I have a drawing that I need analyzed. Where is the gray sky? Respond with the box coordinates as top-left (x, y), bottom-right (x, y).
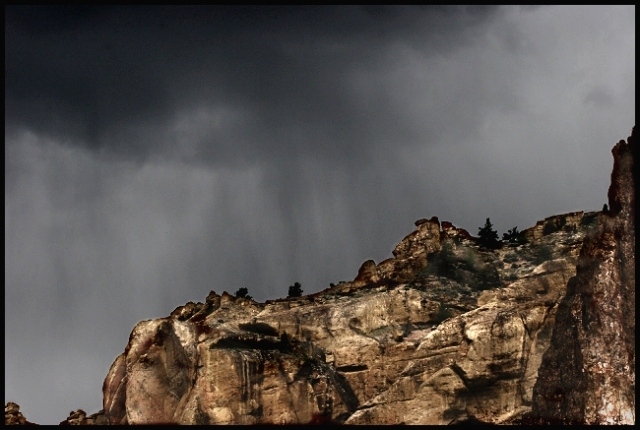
top-left (4, 5), bottom-right (635, 424)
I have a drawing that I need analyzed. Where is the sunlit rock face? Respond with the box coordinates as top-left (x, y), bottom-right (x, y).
top-left (530, 127), bottom-right (635, 425)
top-left (59, 409), bottom-right (108, 425)
top-left (4, 403), bottom-right (35, 425)
top-left (99, 209), bottom-right (594, 424)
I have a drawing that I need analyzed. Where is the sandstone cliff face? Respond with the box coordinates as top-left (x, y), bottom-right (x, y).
top-left (94, 213), bottom-right (592, 424)
top-left (4, 403), bottom-right (36, 425)
top-left (529, 127), bottom-right (635, 424)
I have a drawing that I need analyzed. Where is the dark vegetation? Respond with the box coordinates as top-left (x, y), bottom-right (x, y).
top-left (580, 212), bottom-right (598, 228)
top-left (235, 287), bottom-right (253, 300)
top-left (503, 252), bottom-right (518, 263)
top-left (543, 215), bottom-right (582, 235)
top-left (526, 243), bottom-right (554, 265)
top-left (477, 218), bottom-right (502, 249)
top-left (420, 240), bottom-right (500, 291)
top-left (287, 282), bottom-right (303, 298)
top-left (406, 212), bottom-right (581, 296)
top-left (502, 226), bottom-right (527, 246)
top-left (425, 242), bottom-right (460, 281)
top-left (434, 300), bottom-right (453, 322)
top-left (469, 265), bottom-right (500, 291)
top-left (543, 217), bottom-right (566, 236)
top-left (505, 273), bottom-right (518, 281)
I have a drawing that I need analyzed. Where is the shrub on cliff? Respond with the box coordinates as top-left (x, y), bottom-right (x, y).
top-left (469, 264), bottom-right (500, 291)
top-left (503, 251), bottom-right (519, 263)
top-left (234, 287), bottom-right (253, 300)
top-left (502, 226), bottom-right (527, 246)
top-left (425, 242), bottom-right (457, 278)
top-left (434, 300), bottom-right (453, 322)
top-left (478, 218), bottom-right (501, 249)
top-left (532, 244), bottom-right (553, 265)
top-left (542, 217), bottom-right (566, 236)
top-left (287, 282), bottom-right (303, 298)
top-left (580, 213), bottom-right (598, 227)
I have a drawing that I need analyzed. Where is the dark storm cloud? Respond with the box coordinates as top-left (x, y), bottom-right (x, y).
top-left (5, 5), bottom-right (635, 425)
top-left (6, 5), bottom-right (501, 164)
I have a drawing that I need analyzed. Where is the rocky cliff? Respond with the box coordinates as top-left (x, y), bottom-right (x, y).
top-left (5, 128), bottom-right (634, 425)
top-left (527, 127), bottom-right (635, 424)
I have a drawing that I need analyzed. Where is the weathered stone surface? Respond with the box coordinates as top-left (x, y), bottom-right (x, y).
top-left (523, 211), bottom-right (589, 242)
top-left (441, 220), bottom-right (474, 241)
top-left (352, 260), bottom-right (380, 287)
top-left (4, 402), bottom-right (36, 425)
top-left (530, 127), bottom-right (635, 424)
top-left (59, 409), bottom-right (108, 425)
top-left (102, 307), bottom-right (359, 424)
top-left (345, 267), bottom-right (570, 424)
top-left (96, 209), bottom-right (594, 424)
top-left (387, 216), bottom-right (442, 282)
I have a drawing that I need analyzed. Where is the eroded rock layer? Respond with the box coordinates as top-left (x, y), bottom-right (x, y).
top-left (98, 211), bottom-right (595, 424)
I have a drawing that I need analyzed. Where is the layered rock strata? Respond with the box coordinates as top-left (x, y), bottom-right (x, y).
top-left (98, 214), bottom-right (591, 424)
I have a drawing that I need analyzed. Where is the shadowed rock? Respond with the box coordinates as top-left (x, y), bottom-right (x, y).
top-left (529, 127), bottom-right (635, 424)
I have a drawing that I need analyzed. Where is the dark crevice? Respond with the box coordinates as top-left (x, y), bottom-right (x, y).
top-left (336, 364), bottom-right (368, 373)
top-left (239, 322), bottom-right (279, 337)
top-left (449, 363), bottom-right (482, 411)
top-left (329, 366), bottom-right (360, 413)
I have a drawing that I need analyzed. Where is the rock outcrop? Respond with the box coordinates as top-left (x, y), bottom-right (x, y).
top-left (94, 209), bottom-right (594, 424)
top-left (59, 410), bottom-right (107, 425)
top-left (5, 128), bottom-right (634, 425)
top-left (529, 127), bottom-right (635, 424)
top-left (4, 403), bottom-right (36, 425)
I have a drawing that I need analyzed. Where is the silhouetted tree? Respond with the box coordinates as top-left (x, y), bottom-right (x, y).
top-left (478, 218), bottom-right (501, 249)
top-left (234, 287), bottom-right (253, 300)
top-left (287, 282), bottom-right (303, 298)
top-left (502, 226), bottom-right (527, 245)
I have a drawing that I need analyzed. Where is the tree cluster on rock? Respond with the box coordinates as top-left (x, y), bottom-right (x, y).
top-left (477, 218), bottom-right (501, 249)
top-left (234, 287), bottom-right (253, 300)
top-left (287, 282), bottom-right (303, 298)
top-left (502, 226), bottom-right (527, 246)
